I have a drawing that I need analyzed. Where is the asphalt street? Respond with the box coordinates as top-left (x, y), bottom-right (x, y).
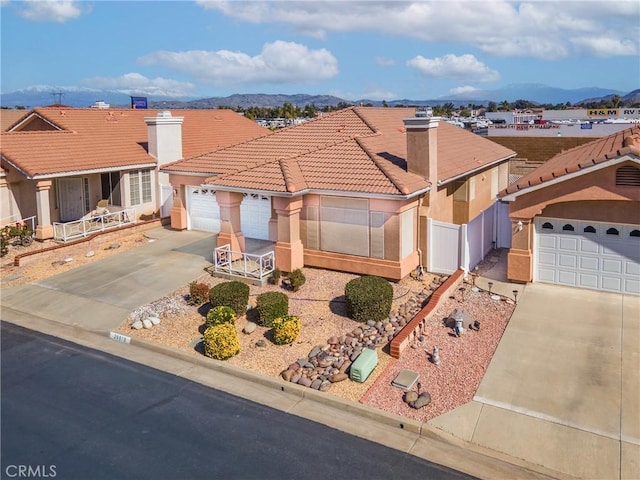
top-left (0, 322), bottom-right (475, 480)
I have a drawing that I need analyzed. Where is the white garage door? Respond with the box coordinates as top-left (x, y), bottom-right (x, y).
top-left (241, 193), bottom-right (271, 240)
top-left (187, 186), bottom-right (220, 233)
top-left (535, 217), bottom-right (640, 294)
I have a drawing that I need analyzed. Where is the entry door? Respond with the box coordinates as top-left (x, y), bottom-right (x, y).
top-left (58, 178), bottom-right (85, 222)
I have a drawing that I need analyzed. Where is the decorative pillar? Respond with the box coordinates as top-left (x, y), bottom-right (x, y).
top-left (35, 180), bottom-right (54, 240)
top-left (507, 218), bottom-right (533, 283)
top-left (170, 184), bottom-right (187, 230)
top-left (216, 191), bottom-right (245, 253)
top-left (273, 196), bottom-right (304, 273)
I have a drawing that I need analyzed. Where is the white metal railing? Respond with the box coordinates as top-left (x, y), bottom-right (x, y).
top-left (214, 243), bottom-right (275, 279)
top-left (53, 208), bottom-right (136, 242)
top-left (1, 214), bottom-right (36, 232)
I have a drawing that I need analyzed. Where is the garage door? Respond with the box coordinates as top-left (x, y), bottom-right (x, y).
top-left (535, 217), bottom-right (640, 294)
top-left (240, 193), bottom-right (271, 240)
top-left (187, 186), bottom-right (220, 233)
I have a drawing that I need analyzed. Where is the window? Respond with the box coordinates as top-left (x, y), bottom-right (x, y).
top-left (584, 226), bottom-right (596, 233)
top-left (631, 230), bottom-right (640, 238)
top-left (562, 224), bottom-right (574, 231)
top-left (320, 197), bottom-right (369, 256)
top-left (542, 222), bottom-right (554, 230)
top-left (101, 172), bottom-right (122, 206)
top-left (83, 178), bottom-right (90, 214)
top-left (606, 227), bottom-right (619, 236)
top-left (129, 169), bottom-right (152, 206)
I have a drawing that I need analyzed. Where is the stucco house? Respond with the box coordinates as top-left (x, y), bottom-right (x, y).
top-left (0, 107), bottom-right (267, 240)
top-left (500, 125), bottom-right (640, 294)
top-left (163, 107), bottom-right (516, 280)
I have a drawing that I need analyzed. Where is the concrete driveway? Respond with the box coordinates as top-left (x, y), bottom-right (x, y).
top-left (1, 228), bottom-right (216, 332)
top-left (430, 283), bottom-right (640, 479)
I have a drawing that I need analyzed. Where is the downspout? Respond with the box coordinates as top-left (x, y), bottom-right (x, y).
top-left (416, 194), bottom-right (424, 267)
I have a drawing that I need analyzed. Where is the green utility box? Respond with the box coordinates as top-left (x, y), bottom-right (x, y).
top-left (349, 348), bottom-right (378, 383)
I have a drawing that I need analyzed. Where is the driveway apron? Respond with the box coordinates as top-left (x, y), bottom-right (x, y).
top-left (1, 228), bottom-right (215, 332)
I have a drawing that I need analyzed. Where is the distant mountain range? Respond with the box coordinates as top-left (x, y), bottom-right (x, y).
top-left (1, 84), bottom-right (637, 110)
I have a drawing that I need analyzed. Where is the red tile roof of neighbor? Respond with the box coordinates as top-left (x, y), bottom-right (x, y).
top-left (1, 109), bottom-right (29, 132)
top-left (163, 107), bottom-right (515, 196)
top-left (0, 107), bottom-right (268, 178)
top-left (501, 125), bottom-right (640, 196)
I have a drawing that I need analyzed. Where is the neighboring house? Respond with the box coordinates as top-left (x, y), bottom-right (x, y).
top-left (163, 107), bottom-right (516, 280)
top-left (500, 125), bottom-right (640, 294)
top-left (0, 107), bottom-right (267, 240)
top-left (1, 109), bottom-right (29, 132)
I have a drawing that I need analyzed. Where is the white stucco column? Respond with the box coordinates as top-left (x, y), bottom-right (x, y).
top-left (35, 180), bottom-right (54, 240)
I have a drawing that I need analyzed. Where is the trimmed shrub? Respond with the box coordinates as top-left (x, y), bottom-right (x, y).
top-left (209, 281), bottom-right (250, 316)
top-left (256, 291), bottom-right (289, 328)
top-left (188, 281), bottom-right (210, 306)
top-left (344, 275), bottom-right (393, 323)
top-left (285, 268), bottom-right (306, 292)
top-left (205, 305), bottom-right (236, 329)
top-left (203, 323), bottom-right (240, 360)
top-left (268, 268), bottom-right (282, 285)
top-left (272, 315), bottom-right (301, 345)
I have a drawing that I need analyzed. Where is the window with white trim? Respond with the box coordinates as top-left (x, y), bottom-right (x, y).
top-left (129, 169), bottom-right (152, 206)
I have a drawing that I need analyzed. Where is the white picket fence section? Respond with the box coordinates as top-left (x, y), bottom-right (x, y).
top-left (427, 201), bottom-right (511, 274)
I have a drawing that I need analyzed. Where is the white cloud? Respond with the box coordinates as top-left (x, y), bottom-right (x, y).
top-left (198, 1), bottom-right (639, 60)
top-left (375, 56), bottom-right (395, 67)
top-left (571, 36), bottom-right (638, 57)
top-left (449, 86), bottom-right (480, 96)
top-left (328, 87), bottom-right (397, 101)
top-left (408, 54), bottom-right (500, 83)
top-left (138, 41), bottom-right (338, 87)
top-left (17, 0), bottom-right (85, 23)
top-left (79, 73), bottom-right (196, 97)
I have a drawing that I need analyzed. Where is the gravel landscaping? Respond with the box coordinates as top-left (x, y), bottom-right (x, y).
top-left (2, 229), bottom-right (515, 423)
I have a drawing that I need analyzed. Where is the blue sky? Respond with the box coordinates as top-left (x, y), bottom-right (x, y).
top-left (1, 0), bottom-right (639, 101)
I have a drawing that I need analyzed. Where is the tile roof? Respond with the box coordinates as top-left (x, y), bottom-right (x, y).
top-left (163, 107), bottom-right (515, 197)
top-left (1, 110), bottom-right (28, 132)
top-left (501, 125), bottom-right (640, 196)
top-left (0, 107), bottom-right (268, 178)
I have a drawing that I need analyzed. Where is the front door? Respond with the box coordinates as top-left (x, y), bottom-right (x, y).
top-left (58, 178), bottom-right (85, 222)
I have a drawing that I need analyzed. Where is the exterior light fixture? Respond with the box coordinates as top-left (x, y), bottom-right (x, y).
top-left (488, 281), bottom-right (494, 295)
top-left (513, 289), bottom-right (519, 303)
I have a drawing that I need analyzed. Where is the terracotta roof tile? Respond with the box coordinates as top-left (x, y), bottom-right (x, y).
top-left (0, 107), bottom-right (267, 177)
top-left (501, 125), bottom-right (640, 196)
top-left (167, 107), bottom-right (515, 197)
top-left (1, 110), bottom-right (29, 132)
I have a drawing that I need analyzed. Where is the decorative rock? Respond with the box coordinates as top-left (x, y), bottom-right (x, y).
top-left (339, 360), bottom-right (351, 374)
top-left (297, 376), bottom-right (312, 388)
top-left (281, 370), bottom-right (295, 382)
top-left (288, 363), bottom-right (300, 372)
top-left (149, 316), bottom-right (161, 326)
top-left (243, 322), bottom-right (257, 334)
top-left (85, 250), bottom-right (95, 258)
top-left (404, 391), bottom-right (419, 404)
top-left (142, 319), bottom-right (153, 329)
top-left (108, 243), bottom-right (120, 250)
top-left (410, 392), bottom-right (432, 409)
top-left (255, 339), bottom-right (266, 347)
top-left (131, 320), bottom-right (143, 330)
top-left (308, 346), bottom-right (322, 358)
top-left (329, 372), bottom-right (348, 383)
top-left (64, 257), bottom-right (73, 263)
top-left (318, 357), bottom-right (333, 368)
top-left (319, 381), bottom-right (331, 392)
top-left (310, 379), bottom-right (323, 390)
top-left (327, 336), bottom-right (339, 345)
top-left (290, 374), bottom-right (301, 384)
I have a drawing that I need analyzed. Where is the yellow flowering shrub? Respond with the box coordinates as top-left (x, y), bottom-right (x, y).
top-left (203, 323), bottom-right (240, 360)
top-left (272, 315), bottom-right (301, 345)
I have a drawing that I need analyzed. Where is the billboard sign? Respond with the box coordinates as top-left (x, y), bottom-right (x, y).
top-left (131, 96), bottom-right (148, 109)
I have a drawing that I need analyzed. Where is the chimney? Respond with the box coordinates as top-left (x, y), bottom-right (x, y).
top-left (403, 109), bottom-right (440, 188)
top-left (144, 111), bottom-right (184, 164)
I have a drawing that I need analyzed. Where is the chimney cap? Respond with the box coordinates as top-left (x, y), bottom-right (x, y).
top-left (414, 107), bottom-right (433, 118)
top-left (158, 110), bottom-right (173, 118)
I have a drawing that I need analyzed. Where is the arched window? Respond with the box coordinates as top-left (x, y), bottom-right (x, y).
top-left (583, 226), bottom-right (596, 233)
top-left (562, 224), bottom-right (575, 231)
top-left (542, 222), bottom-right (554, 230)
top-left (606, 227), bottom-right (619, 236)
top-left (630, 229), bottom-right (640, 238)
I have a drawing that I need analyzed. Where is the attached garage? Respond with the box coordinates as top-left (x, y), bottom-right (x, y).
top-left (187, 187), bottom-right (271, 239)
top-left (535, 217), bottom-right (640, 294)
top-left (187, 186), bottom-right (220, 233)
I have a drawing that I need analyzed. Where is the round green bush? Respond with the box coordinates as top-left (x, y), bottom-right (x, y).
top-left (205, 305), bottom-right (236, 329)
top-left (256, 291), bottom-right (289, 327)
top-left (272, 315), bottom-right (301, 345)
top-left (344, 275), bottom-right (393, 323)
top-left (203, 323), bottom-right (240, 360)
top-left (208, 281), bottom-right (250, 317)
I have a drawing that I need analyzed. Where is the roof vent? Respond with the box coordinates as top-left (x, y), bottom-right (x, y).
top-left (91, 100), bottom-right (110, 109)
top-left (415, 107), bottom-right (433, 118)
top-left (158, 110), bottom-right (173, 118)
